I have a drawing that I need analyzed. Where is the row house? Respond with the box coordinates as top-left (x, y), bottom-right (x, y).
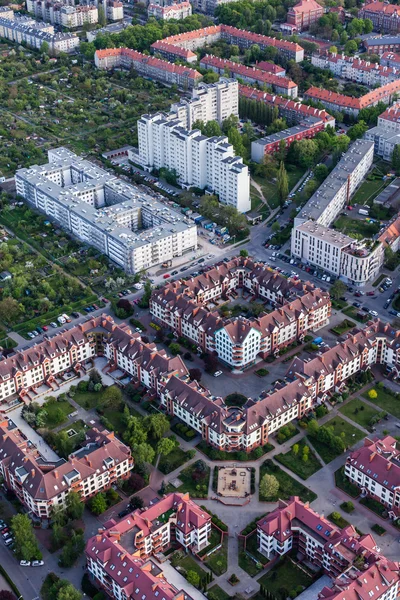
top-left (359, 1), bottom-right (400, 34)
top-left (365, 35), bottom-right (400, 55)
top-left (312, 52), bottom-right (400, 87)
top-left (0, 422), bottom-right (133, 523)
top-left (257, 497), bottom-right (399, 600)
top-left (90, 492), bottom-right (211, 561)
top-left (148, 1), bottom-right (192, 21)
top-left (150, 24), bottom-right (304, 63)
top-left (345, 435), bottom-right (400, 517)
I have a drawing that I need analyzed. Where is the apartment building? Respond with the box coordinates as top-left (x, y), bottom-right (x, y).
top-left (380, 51), bottom-right (400, 67)
top-left (295, 140), bottom-right (374, 228)
top-left (312, 52), bottom-right (400, 87)
top-left (86, 496), bottom-right (209, 600)
top-left (255, 61), bottom-right (286, 76)
top-left (0, 14), bottom-right (79, 52)
top-left (251, 116), bottom-right (326, 162)
top-left (170, 78), bottom-right (238, 128)
top-left (26, 0), bottom-right (98, 28)
top-left (346, 436), bottom-right (400, 517)
top-left (136, 112), bottom-right (250, 212)
top-left (0, 314), bottom-right (188, 410)
top-left (105, 0), bottom-right (123, 20)
top-left (305, 80), bottom-right (400, 116)
top-left (280, 0), bottom-right (323, 33)
top-left (94, 48), bottom-right (202, 89)
top-left (364, 102), bottom-right (400, 160)
top-left (291, 220), bottom-right (384, 285)
top-left (151, 25), bottom-right (304, 63)
top-left (0, 421), bottom-right (133, 523)
top-left (148, 1), bottom-right (192, 20)
top-left (199, 55), bottom-right (298, 98)
top-left (365, 35), bottom-right (400, 54)
top-left (15, 148), bottom-right (197, 274)
top-left (257, 497), bottom-right (400, 600)
top-left (359, 1), bottom-right (400, 34)
top-left (239, 85), bottom-right (335, 128)
top-left (150, 255), bottom-right (331, 369)
top-left (0, 6), bottom-right (14, 19)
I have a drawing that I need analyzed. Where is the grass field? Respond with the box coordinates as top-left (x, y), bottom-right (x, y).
top-left (350, 175), bottom-right (387, 206)
top-left (258, 558), bottom-right (314, 600)
top-left (73, 389), bottom-right (108, 410)
top-left (204, 539), bottom-right (228, 575)
top-left (308, 417), bottom-right (364, 463)
top-left (41, 399), bottom-right (74, 429)
top-left (275, 440), bottom-right (322, 480)
top-left (362, 386), bottom-right (400, 418)
top-left (207, 586), bottom-right (231, 600)
top-left (166, 460), bottom-right (210, 498)
top-left (334, 466), bottom-right (360, 498)
top-left (333, 216), bottom-right (380, 239)
top-left (339, 398), bottom-right (379, 429)
top-left (259, 459), bottom-right (317, 503)
top-left (158, 445), bottom-right (191, 475)
top-left (252, 166), bottom-right (303, 209)
top-left (170, 553), bottom-right (207, 581)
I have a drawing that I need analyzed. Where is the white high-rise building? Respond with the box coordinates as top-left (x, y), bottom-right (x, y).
top-left (135, 79), bottom-right (249, 212)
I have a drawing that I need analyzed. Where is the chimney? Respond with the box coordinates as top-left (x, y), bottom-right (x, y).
top-left (85, 455), bottom-right (92, 467)
top-left (387, 462), bottom-right (392, 471)
top-left (369, 452), bottom-right (376, 462)
top-left (54, 470), bottom-right (59, 479)
top-left (96, 534), bottom-right (102, 542)
top-left (31, 469), bottom-right (35, 478)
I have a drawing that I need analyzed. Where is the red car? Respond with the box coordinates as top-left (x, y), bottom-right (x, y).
top-left (42, 325), bottom-right (49, 331)
top-left (366, 292), bottom-right (375, 297)
top-left (163, 273), bottom-right (170, 279)
top-left (354, 291), bottom-right (362, 297)
top-left (346, 205), bottom-right (353, 210)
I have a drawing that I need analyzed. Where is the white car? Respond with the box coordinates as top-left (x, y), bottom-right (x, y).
top-left (133, 283), bottom-right (143, 290)
top-left (27, 332), bottom-right (35, 339)
top-left (20, 560), bottom-right (31, 567)
top-left (214, 370), bottom-right (223, 377)
top-left (32, 560), bottom-right (44, 567)
top-left (369, 310), bottom-right (378, 317)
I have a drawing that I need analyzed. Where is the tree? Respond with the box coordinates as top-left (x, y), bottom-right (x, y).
top-left (133, 442), bottom-right (155, 465)
top-left (144, 413), bottom-right (170, 440)
top-left (88, 493), bottom-right (108, 515)
top-left (66, 491), bottom-right (84, 521)
top-left (344, 40), bottom-right (358, 55)
top-left (0, 593), bottom-right (16, 600)
top-left (314, 164), bottom-right (328, 182)
top-left (293, 139), bottom-right (319, 168)
top-left (102, 385), bottom-right (122, 409)
top-left (169, 342), bottom-right (181, 356)
top-left (0, 297), bottom-right (23, 326)
top-left (330, 279), bottom-right (347, 300)
top-left (40, 41), bottom-right (50, 55)
top-left (347, 120), bottom-right (368, 141)
top-left (89, 369), bottom-right (102, 386)
top-left (368, 389), bottom-right (378, 399)
top-left (277, 161), bottom-right (289, 205)
top-left (302, 445), bottom-right (310, 463)
top-left (329, 45), bottom-right (338, 54)
top-left (363, 18), bottom-right (373, 33)
top-left (156, 437), bottom-right (176, 456)
top-left (292, 444), bottom-right (299, 456)
top-left (240, 249), bottom-right (249, 257)
top-left (186, 571), bottom-right (200, 588)
top-left (271, 221), bottom-right (281, 233)
top-left (98, 4), bottom-right (107, 26)
top-left (57, 582), bottom-right (82, 600)
top-left (260, 474), bottom-right (279, 499)
top-left (189, 368), bottom-right (202, 381)
top-left (11, 513), bottom-right (42, 561)
top-left (130, 496), bottom-right (144, 510)
top-left (392, 144), bottom-right (400, 174)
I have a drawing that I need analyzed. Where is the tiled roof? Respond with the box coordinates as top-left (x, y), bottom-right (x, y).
top-left (305, 79), bottom-right (400, 109)
top-left (347, 435), bottom-right (400, 493)
top-left (361, 1), bottom-right (400, 15)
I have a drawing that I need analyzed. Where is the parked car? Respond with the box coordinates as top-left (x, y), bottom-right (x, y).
top-left (20, 560), bottom-right (31, 567)
top-left (71, 312), bottom-right (80, 318)
top-left (213, 370), bottom-right (223, 377)
top-left (27, 332), bottom-right (35, 339)
top-left (32, 560), bottom-right (44, 567)
top-left (42, 325), bottom-right (49, 331)
top-left (353, 301), bottom-right (361, 308)
top-left (163, 273), bottom-right (170, 279)
top-left (118, 506), bottom-right (131, 519)
top-left (369, 310), bottom-right (378, 317)
top-left (366, 292), bottom-right (375, 297)
top-left (4, 537), bottom-right (13, 546)
top-left (50, 322), bottom-right (58, 328)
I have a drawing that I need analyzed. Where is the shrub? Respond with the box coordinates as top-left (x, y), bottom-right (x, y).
top-left (368, 389), bottom-right (378, 399)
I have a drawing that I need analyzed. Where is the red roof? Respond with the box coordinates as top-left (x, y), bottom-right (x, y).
top-left (290, 0), bottom-right (323, 15)
top-left (305, 79), bottom-right (400, 109)
top-left (256, 61), bottom-right (286, 75)
top-left (361, 1), bottom-right (400, 16)
top-left (199, 55), bottom-right (297, 90)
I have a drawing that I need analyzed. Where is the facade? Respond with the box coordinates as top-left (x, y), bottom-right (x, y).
top-left (346, 436), bottom-right (400, 517)
top-left (86, 494), bottom-right (210, 600)
top-left (291, 220), bottom-right (384, 285)
top-left (365, 35), bottom-right (400, 54)
top-left (105, 0), bottom-right (123, 20)
top-left (150, 255), bottom-right (331, 368)
top-left (151, 25), bottom-right (304, 63)
top-left (239, 84), bottom-right (335, 128)
top-left (281, 0), bottom-right (323, 33)
top-left (0, 421), bottom-right (133, 523)
top-left (381, 51), bottom-right (400, 67)
top-left (365, 102), bottom-right (400, 160)
top-left (251, 117), bottom-right (326, 162)
top-left (312, 52), bottom-right (400, 87)
top-left (305, 80), bottom-right (400, 116)
top-left (359, 1), bottom-right (400, 34)
top-left (136, 111), bottom-right (250, 213)
top-left (0, 13), bottom-right (79, 52)
top-left (255, 61), bottom-right (286, 76)
top-left (94, 48), bottom-right (202, 89)
top-left (26, 0), bottom-right (99, 28)
top-left (170, 78), bottom-right (239, 128)
top-left (15, 148), bottom-right (197, 274)
top-left (257, 497), bottom-right (400, 599)
top-left (199, 55), bottom-right (298, 98)
top-left (148, 1), bottom-right (192, 20)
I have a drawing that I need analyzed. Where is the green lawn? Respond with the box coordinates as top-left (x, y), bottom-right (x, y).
top-left (197, 440), bottom-right (274, 461)
top-left (197, 528), bottom-right (221, 558)
top-left (350, 176), bottom-right (387, 206)
top-left (258, 557), bottom-right (314, 600)
top-left (239, 548), bottom-right (262, 577)
top-left (73, 389), bottom-right (107, 410)
top-left (259, 460), bottom-right (317, 503)
top-left (166, 460), bottom-right (210, 498)
top-left (327, 512), bottom-right (350, 529)
top-left (331, 319), bottom-right (356, 336)
top-left (253, 166), bottom-right (303, 209)
top-left (275, 440), bottom-right (322, 480)
top-left (102, 404), bottom-right (141, 435)
top-left (308, 418), bottom-right (364, 463)
top-left (170, 553), bottom-right (208, 582)
top-left (339, 398), bottom-right (379, 430)
top-left (342, 306), bottom-right (368, 323)
top-left (245, 531), bottom-right (269, 565)
top-left (158, 445), bottom-right (191, 475)
top-left (208, 586), bottom-right (231, 600)
top-left (334, 467), bottom-right (360, 498)
top-left (41, 399), bottom-right (74, 429)
top-left (333, 216), bottom-right (380, 239)
top-left (360, 496), bottom-right (388, 518)
top-left (204, 539), bottom-right (228, 575)
top-left (362, 386), bottom-right (400, 418)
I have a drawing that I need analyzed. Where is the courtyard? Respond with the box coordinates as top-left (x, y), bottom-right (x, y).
top-left (217, 466), bottom-right (252, 498)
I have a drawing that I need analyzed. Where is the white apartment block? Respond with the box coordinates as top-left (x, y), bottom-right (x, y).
top-left (0, 421), bottom-right (133, 523)
top-left (26, 0), bottom-right (98, 28)
top-left (346, 436), bottom-right (400, 516)
top-left (365, 126), bottom-right (400, 160)
top-left (295, 140), bottom-right (374, 228)
top-left (171, 78), bottom-right (238, 128)
top-left (137, 113), bottom-right (250, 212)
top-left (312, 53), bottom-right (400, 87)
top-left (148, 1), bottom-right (192, 20)
top-left (291, 221), bottom-right (384, 285)
top-left (0, 14), bottom-right (79, 52)
top-left (15, 148), bottom-right (197, 274)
